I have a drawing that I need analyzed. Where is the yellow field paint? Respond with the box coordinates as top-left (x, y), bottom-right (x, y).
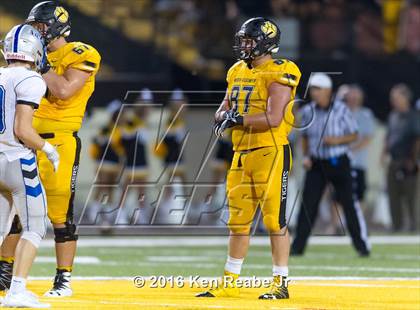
top-left (1, 279), bottom-right (418, 309)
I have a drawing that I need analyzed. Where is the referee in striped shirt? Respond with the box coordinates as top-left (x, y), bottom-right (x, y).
top-left (291, 73), bottom-right (370, 256)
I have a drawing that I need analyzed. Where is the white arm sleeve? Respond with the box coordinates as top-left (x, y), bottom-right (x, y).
top-left (15, 75), bottom-right (46, 109)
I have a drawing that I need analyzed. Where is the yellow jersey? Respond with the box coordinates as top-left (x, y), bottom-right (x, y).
top-left (226, 58), bottom-right (301, 151)
top-left (34, 41), bottom-right (101, 133)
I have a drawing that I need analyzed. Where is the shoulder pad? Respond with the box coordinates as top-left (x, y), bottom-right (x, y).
top-left (267, 59), bottom-right (301, 87)
top-left (63, 42), bottom-right (101, 73)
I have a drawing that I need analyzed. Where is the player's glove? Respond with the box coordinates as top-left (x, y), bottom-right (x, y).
top-left (42, 141), bottom-right (60, 172)
top-left (213, 110), bottom-right (243, 137)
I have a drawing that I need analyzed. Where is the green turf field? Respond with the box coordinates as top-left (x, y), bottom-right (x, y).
top-left (31, 237), bottom-right (420, 279)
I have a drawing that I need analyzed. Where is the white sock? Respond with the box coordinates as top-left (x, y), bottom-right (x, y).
top-left (9, 276), bottom-right (26, 294)
top-left (273, 265), bottom-right (288, 277)
top-left (224, 256), bottom-right (244, 275)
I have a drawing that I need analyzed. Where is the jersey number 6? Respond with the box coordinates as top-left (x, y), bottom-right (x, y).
top-left (72, 44), bottom-right (90, 55)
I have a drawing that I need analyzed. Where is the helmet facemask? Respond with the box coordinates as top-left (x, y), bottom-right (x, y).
top-left (234, 33), bottom-right (258, 64)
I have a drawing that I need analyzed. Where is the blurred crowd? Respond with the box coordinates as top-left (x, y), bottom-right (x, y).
top-left (155, 0), bottom-right (420, 60)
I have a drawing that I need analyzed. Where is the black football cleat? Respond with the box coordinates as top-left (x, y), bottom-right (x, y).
top-left (195, 291), bottom-right (215, 297)
top-left (259, 276), bottom-right (289, 300)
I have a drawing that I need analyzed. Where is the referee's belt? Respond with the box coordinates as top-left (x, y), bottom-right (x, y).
top-left (312, 154), bottom-right (348, 166)
top-left (39, 132), bottom-right (78, 139)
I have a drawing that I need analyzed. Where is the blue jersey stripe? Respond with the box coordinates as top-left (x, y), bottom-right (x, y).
top-left (13, 24), bottom-right (25, 53)
top-left (25, 183), bottom-right (43, 197)
top-left (20, 156), bottom-right (36, 166)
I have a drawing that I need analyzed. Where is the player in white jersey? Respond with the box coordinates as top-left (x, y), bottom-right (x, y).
top-left (0, 24), bottom-right (59, 308)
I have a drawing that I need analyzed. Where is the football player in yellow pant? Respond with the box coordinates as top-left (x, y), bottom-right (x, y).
top-left (196, 18), bottom-right (301, 300)
top-left (0, 1), bottom-right (101, 298)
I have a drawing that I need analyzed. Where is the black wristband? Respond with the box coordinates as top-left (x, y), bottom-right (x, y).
top-left (236, 115), bottom-right (244, 125)
top-left (40, 64), bottom-right (51, 75)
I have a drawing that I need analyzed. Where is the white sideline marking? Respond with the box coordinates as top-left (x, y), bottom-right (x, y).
top-left (132, 249), bottom-right (419, 262)
top-left (146, 256), bottom-right (213, 262)
top-left (38, 235), bottom-right (420, 248)
top-left (35, 256), bottom-right (100, 264)
top-left (33, 254), bottom-right (420, 275)
top-left (246, 264), bottom-right (420, 273)
top-left (129, 259), bottom-right (420, 274)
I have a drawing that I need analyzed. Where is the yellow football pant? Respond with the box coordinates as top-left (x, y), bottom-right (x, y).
top-left (226, 145), bottom-right (292, 234)
top-left (37, 132), bottom-right (81, 224)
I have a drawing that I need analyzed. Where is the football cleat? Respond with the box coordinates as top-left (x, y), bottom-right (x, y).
top-left (196, 271), bottom-right (240, 298)
top-left (259, 276), bottom-right (289, 300)
top-left (0, 260), bottom-right (13, 291)
top-left (43, 270), bottom-right (72, 297)
top-left (3, 290), bottom-right (50, 308)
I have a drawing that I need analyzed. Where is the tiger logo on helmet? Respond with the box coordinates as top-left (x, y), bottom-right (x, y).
top-left (261, 21), bottom-right (277, 39)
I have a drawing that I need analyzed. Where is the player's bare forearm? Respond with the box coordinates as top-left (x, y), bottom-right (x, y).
top-left (14, 105), bottom-right (46, 150)
top-left (43, 67), bottom-right (90, 101)
top-left (215, 92), bottom-right (230, 122)
top-left (243, 112), bottom-right (281, 130)
top-left (243, 82), bottom-right (291, 130)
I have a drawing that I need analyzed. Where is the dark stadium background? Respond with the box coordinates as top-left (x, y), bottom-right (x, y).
top-left (1, 0), bottom-right (419, 120)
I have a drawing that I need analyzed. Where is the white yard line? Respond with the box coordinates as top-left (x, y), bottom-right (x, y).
top-left (146, 256), bottom-right (211, 262)
top-left (38, 235), bottom-right (420, 248)
top-left (35, 256), bottom-right (100, 264)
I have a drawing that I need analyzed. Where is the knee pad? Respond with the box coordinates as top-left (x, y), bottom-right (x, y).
top-left (54, 223), bottom-right (78, 243)
top-left (8, 215), bottom-right (22, 235)
top-left (263, 215), bottom-right (281, 233)
top-left (21, 231), bottom-right (42, 248)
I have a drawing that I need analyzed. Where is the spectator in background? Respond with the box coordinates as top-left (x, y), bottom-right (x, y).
top-left (154, 89), bottom-right (188, 201)
top-left (307, 1), bottom-right (348, 55)
top-left (346, 85), bottom-right (375, 212)
top-left (87, 100), bottom-right (124, 226)
top-left (383, 84), bottom-right (420, 232)
top-left (399, 0), bottom-right (420, 55)
top-left (118, 89), bottom-right (152, 224)
top-left (355, 8), bottom-right (384, 56)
